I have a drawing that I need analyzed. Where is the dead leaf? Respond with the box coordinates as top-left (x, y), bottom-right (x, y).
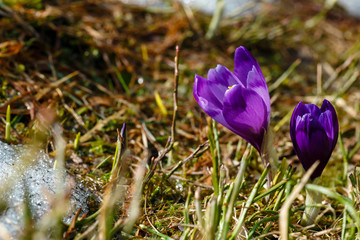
top-left (0, 41), bottom-right (24, 58)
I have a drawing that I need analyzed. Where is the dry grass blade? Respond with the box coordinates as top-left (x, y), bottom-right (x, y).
top-left (279, 161), bottom-right (319, 240)
top-left (66, 110), bottom-right (126, 148)
top-left (122, 158), bottom-right (146, 234)
top-left (98, 129), bottom-right (128, 240)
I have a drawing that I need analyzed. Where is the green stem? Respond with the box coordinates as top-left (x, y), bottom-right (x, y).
top-left (338, 131), bottom-right (348, 183)
top-left (208, 119), bottom-right (219, 196)
top-left (180, 189), bottom-right (192, 240)
top-left (341, 206), bottom-right (348, 240)
top-left (5, 105), bottom-right (11, 142)
top-left (139, 224), bottom-right (174, 240)
top-left (248, 215), bottom-right (278, 239)
top-left (301, 187), bottom-right (322, 226)
top-left (213, 120), bottom-right (221, 169)
top-left (217, 144), bottom-right (252, 240)
top-left (261, 128), bottom-right (279, 188)
top-left (195, 188), bottom-right (205, 231)
top-left (229, 164), bottom-right (270, 240)
top-left (253, 179), bottom-right (288, 203)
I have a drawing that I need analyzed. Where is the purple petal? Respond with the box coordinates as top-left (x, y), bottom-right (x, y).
top-left (294, 114), bottom-right (331, 179)
top-left (234, 46), bottom-right (264, 87)
top-left (208, 65), bottom-right (244, 88)
top-left (292, 101), bottom-right (322, 119)
top-left (222, 85), bottom-right (269, 152)
top-left (120, 123), bottom-right (126, 138)
top-left (193, 74), bottom-right (234, 131)
top-left (120, 123), bottom-right (127, 151)
top-left (292, 102), bottom-right (308, 117)
top-left (290, 102), bottom-right (305, 153)
top-left (319, 99), bottom-right (339, 150)
top-left (304, 103), bottom-right (321, 118)
top-left (194, 74), bottom-right (223, 110)
top-left (246, 65), bottom-right (271, 114)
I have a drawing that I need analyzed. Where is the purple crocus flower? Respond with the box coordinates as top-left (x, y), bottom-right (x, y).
top-left (193, 46), bottom-right (271, 153)
top-left (290, 100), bottom-right (338, 179)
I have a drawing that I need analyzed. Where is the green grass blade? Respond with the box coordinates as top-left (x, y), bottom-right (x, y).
top-left (305, 184), bottom-right (360, 232)
top-left (5, 105), bottom-right (11, 142)
top-left (253, 179), bottom-right (288, 203)
top-left (113, 67), bottom-right (130, 94)
top-left (229, 163), bottom-right (270, 240)
top-left (139, 224), bottom-right (174, 240)
top-left (208, 119), bottom-right (219, 196)
top-left (217, 144), bottom-right (252, 240)
top-left (279, 161), bottom-right (319, 240)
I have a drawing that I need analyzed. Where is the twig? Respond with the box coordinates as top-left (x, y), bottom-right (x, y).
top-left (64, 208), bottom-right (82, 238)
top-left (144, 45), bottom-right (180, 183)
top-left (171, 45), bottom-right (179, 140)
top-left (166, 140), bottom-right (209, 179)
top-left (314, 227), bottom-right (342, 237)
top-left (63, 102), bottom-right (86, 128)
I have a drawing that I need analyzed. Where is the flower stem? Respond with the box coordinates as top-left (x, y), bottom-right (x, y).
top-left (301, 182), bottom-right (322, 226)
top-left (261, 128), bottom-right (279, 188)
top-left (261, 154), bottom-right (273, 190)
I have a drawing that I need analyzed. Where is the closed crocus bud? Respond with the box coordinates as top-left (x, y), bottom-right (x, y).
top-left (193, 46), bottom-right (271, 154)
top-left (290, 99), bottom-right (339, 179)
top-left (120, 123), bottom-right (127, 154)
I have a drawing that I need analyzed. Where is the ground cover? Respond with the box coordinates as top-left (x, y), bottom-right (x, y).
top-left (0, 0), bottom-right (360, 239)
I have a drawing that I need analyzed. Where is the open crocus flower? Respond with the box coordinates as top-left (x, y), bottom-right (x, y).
top-left (193, 46), bottom-right (271, 153)
top-left (290, 99), bottom-right (338, 179)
